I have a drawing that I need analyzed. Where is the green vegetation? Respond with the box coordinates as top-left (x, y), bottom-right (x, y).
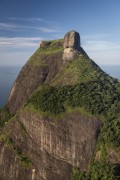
top-left (29, 39), bottom-right (63, 66)
top-left (72, 162), bottom-right (118, 180)
top-left (0, 134), bottom-right (7, 142)
top-left (26, 62), bottom-right (120, 179)
top-left (16, 148), bottom-right (33, 167)
top-left (72, 147), bottom-right (119, 179)
top-left (5, 136), bottom-right (32, 167)
top-left (0, 107), bottom-right (13, 127)
top-left (52, 56), bottom-right (106, 85)
top-left (28, 79), bottom-right (119, 116)
top-left (27, 78), bottom-right (120, 147)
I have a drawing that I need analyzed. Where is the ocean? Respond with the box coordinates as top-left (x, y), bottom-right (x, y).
top-left (0, 65), bottom-right (120, 108)
top-left (0, 66), bottom-right (22, 108)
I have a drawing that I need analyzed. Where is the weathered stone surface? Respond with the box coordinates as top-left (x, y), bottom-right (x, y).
top-left (40, 41), bottom-right (52, 48)
top-left (63, 30), bottom-right (80, 50)
top-left (40, 40), bottom-right (63, 48)
top-left (62, 47), bottom-right (78, 62)
top-left (62, 31), bottom-right (84, 61)
top-left (0, 110), bottom-right (102, 180)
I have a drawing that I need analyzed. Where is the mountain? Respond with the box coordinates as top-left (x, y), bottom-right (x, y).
top-left (0, 30), bottom-right (120, 180)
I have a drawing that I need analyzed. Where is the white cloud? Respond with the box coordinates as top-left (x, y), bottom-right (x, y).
top-left (82, 41), bottom-right (120, 65)
top-left (36, 27), bottom-right (62, 33)
top-left (83, 40), bottom-right (120, 51)
top-left (80, 34), bottom-right (120, 65)
top-left (0, 22), bottom-right (28, 31)
top-left (82, 33), bottom-right (111, 40)
top-left (8, 17), bottom-right (43, 22)
top-left (0, 22), bottom-right (17, 29)
top-left (0, 37), bottom-right (42, 48)
top-left (0, 22), bottom-right (62, 33)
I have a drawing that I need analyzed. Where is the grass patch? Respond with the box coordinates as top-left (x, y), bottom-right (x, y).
top-left (15, 148), bottom-right (32, 167)
top-left (0, 134), bottom-right (7, 142)
top-left (18, 121), bottom-right (28, 135)
top-left (52, 55), bottom-right (107, 85)
top-left (0, 107), bottom-right (13, 127)
top-left (6, 136), bottom-right (32, 168)
top-left (29, 39), bottom-right (63, 66)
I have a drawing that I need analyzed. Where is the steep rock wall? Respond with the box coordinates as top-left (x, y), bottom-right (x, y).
top-left (0, 110), bottom-right (101, 180)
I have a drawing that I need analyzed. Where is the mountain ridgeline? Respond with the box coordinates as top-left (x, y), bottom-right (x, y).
top-left (0, 31), bottom-right (120, 180)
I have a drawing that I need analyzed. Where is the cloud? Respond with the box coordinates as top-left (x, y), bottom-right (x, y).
top-left (82, 34), bottom-right (111, 40)
top-left (36, 27), bottom-right (62, 33)
top-left (80, 34), bottom-right (120, 65)
top-left (81, 33), bottom-right (120, 51)
top-left (83, 40), bottom-right (120, 51)
top-left (82, 40), bottom-right (120, 65)
top-left (0, 22), bottom-right (27, 31)
top-left (0, 22), bottom-right (62, 33)
top-left (0, 22), bottom-right (17, 29)
top-left (8, 17), bottom-right (43, 22)
top-left (7, 17), bottom-right (60, 25)
top-left (0, 37), bottom-right (42, 49)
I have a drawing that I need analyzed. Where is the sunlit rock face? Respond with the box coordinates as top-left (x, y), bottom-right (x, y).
top-left (63, 30), bottom-right (81, 49)
top-left (63, 30), bottom-right (81, 61)
top-left (0, 110), bottom-right (102, 180)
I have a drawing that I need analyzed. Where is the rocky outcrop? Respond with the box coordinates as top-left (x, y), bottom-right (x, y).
top-left (63, 30), bottom-right (80, 50)
top-left (62, 30), bottom-right (88, 61)
top-left (40, 40), bottom-right (63, 48)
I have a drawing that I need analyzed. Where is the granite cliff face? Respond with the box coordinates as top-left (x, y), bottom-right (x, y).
top-left (0, 31), bottom-right (120, 180)
top-left (0, 111), bottom-right (101, 180)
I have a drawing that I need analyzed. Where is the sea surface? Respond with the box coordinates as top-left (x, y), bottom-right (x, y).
top-left (0, 65), bottom-right (120, 108)
top-left (0, 66), bottom-right (22, 108)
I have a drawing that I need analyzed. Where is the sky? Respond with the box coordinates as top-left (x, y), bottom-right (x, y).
top-left (0, 0), bottom-right (120, 66)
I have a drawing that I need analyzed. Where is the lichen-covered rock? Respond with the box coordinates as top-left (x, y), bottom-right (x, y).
top-left (63, 30), bottom-right (80, 50)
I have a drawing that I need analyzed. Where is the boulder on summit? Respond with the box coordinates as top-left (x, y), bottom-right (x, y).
top-left (63, 30), bottom-right (81, 50)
